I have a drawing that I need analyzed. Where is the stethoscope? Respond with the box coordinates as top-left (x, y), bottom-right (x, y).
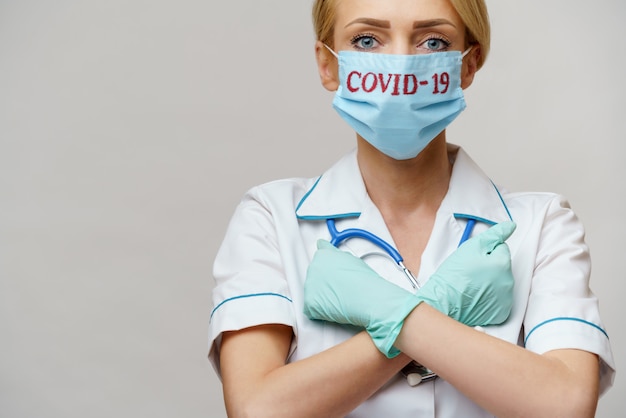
top-left (326, 217), bottom-right (478, 290)
top-left (326, 216), bottom-right (481, 386)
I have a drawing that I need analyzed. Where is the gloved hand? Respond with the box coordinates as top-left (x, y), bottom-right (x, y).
top-left (417, 221), bottom-right (516, 326)
top-left (303, 221), bottom-right (516, 358)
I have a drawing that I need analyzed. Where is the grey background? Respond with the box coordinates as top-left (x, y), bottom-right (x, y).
top-left (1, 0), bottom-right (624, 417)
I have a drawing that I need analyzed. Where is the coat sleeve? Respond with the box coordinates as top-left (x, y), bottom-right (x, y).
top-left (208, 187), bottom-right (296, 378)
top-left (523, 194), bottom-right (615, 396)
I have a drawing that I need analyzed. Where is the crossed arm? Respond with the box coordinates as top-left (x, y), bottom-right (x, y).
top-left (219, 304), bottom-right (599, 418)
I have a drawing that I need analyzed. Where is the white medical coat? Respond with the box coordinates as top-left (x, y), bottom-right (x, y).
top-left (209, 144), bottom-right (614, 417)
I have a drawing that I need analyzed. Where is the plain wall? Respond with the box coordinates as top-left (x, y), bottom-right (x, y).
top-left (1, 1), bottom-right (624, 417)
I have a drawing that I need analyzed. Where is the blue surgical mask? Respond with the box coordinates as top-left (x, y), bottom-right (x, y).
top-left (325, 46), bottom-right (470, 160)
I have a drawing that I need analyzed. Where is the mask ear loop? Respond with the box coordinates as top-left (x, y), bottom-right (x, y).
top-left (323, 44), bottom-right (339, 59)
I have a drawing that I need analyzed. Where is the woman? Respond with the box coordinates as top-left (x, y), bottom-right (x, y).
top-left (208, 0), bottom-right (615, 416)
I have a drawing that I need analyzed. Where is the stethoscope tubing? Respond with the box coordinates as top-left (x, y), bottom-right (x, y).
top-left (326, 218), bottom-right (421, 289)
top-left (326, 219), bottom-right (403, 263)
top-left (325, 216), bottom-right (481, 386)
top-left (326, 218), bottom-right (477, 290)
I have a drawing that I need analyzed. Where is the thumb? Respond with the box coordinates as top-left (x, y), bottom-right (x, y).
top-left (479, 221), bottom-right (516, 254)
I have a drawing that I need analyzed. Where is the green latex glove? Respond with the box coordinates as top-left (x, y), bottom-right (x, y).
top-left (303, 221), bottom-right (516, 358)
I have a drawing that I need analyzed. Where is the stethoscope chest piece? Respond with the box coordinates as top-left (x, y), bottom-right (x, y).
top-left (401, 361), bottom-right (437, 386)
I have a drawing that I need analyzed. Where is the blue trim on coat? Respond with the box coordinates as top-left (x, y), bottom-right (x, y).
top-left (453, 213), bottom-right (497, 225)
top-left (295, 175), bottom-right (323, 215)
top-left (295, 174), bottom-right (362, 220)
top-left (491, 181), bottom-right (514, 221)
top-left (525, 317), bottom-right (609, 346)
top-left (210, 293), bottom-right (293, 321)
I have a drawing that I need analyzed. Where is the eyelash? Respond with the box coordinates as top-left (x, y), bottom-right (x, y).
top-left (349, 33), bottom-right (452, 52)
top-left (422, 35), bottom-right (451, 50)
top-left (350, 32), bottom-right (380, 50)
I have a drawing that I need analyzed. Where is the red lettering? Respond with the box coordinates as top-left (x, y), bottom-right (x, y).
top-left (439, 72), bottom-right (450, 94)
top-left (347, 71), bottom-right (361, 92)
top-left (403, 74), bottom-right (418, 95)
top-left (362, 72), bottom-right (378, 92)
top-left (378, 73), bottom-right (394, 93)
top-left (391, 74), bottom-right (402, 96)
top-left (345, 72), bottom-right (428, 95)
top-left (432, 72), bottom-right (449, 94)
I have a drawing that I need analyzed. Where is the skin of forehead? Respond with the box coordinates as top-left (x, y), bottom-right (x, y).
top-left (334, 0), bottom-right (466, 32)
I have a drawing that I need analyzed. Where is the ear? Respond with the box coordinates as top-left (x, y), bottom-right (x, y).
top-left (461, 44), bottom-right (481, 89)
top-left (315, 41), bottom-right (339, 91)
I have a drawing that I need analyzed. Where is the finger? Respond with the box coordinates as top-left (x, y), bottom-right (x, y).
top-left (479, 221), bottom-right (516, 253)
top-left (486, 240), bottom-right (512, 259)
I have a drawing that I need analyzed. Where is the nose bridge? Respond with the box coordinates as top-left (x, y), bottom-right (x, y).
top-left (388, 29), bottom-right (415, 55)
top-left (389, 40), bottom-right (413, 55)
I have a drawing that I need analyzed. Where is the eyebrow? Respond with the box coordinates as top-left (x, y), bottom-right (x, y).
top-left (344, 17), bottom-right (457, 30)
top-left (413, 19), bottom-right (456, 29)
top-left (345, 18), bottom-right (390, 28)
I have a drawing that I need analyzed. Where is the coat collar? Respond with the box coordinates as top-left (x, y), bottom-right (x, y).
top-left (295, 144), bottom-right (512, 225)
top-left (295, 149), bottom-right (366, 220)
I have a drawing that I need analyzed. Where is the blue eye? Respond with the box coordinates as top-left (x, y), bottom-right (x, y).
top-left (351, 34), bottom-right (379, 50)
top-left (422, 37), bottom-right (450, 52)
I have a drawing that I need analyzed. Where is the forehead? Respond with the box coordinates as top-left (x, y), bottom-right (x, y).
top-left (334, 0), bottom-right (464, 28)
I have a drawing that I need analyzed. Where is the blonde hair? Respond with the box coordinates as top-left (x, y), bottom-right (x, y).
top-left (311, 0), bottom-right (491, 68)
top-left (312, 0), bottom-right (339, 48)
top-left (449, 0), bottom-right (490, 68)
